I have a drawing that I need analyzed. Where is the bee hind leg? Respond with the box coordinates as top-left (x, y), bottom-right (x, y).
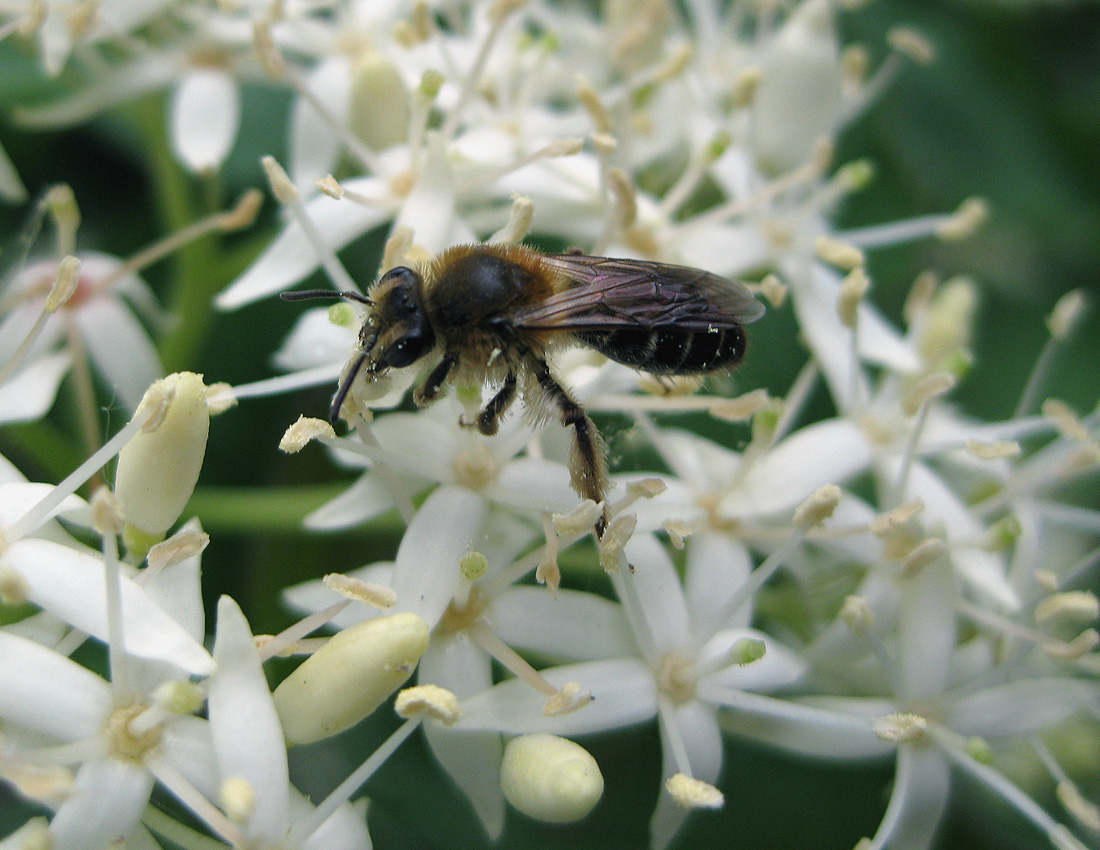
top-left (414, 353), bottom-right (458, 407)
top-left (529, 356), bottom-right (609, 537)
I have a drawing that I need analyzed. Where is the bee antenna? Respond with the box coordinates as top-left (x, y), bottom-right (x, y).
top-left (330, 351), bottom-right (368, 423)
top-left (280, 289), bottom-right (373, 306)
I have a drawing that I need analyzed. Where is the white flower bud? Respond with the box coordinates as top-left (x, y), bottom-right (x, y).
top-left (501, 734), bottom-right (604, 824)
top-left (115, 372), bottom-right (210, 536)
top-left (273, 612), bottom-right (430, 745)
top-left (350, 50), bottom-right (410, 151)
top-left (752, 0), bottom-right (842, 173)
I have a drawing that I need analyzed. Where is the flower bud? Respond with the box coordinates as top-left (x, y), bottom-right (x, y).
top-left (273, 612), bottom-right (430, 745)
top-left (115, 372), bottom-right (209, 539)
top-left (501, 734), bottom-right (604, 824)
top-left (350, 50), bottom-right (409, 151)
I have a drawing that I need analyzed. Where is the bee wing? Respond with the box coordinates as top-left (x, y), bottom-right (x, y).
top-left (517, 254), bottom-right (765, 331)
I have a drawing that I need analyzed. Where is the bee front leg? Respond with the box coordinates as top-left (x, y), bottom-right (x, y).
top-left (530, 356), bottom-right (609, 537)
top-left (475, 372), bottom-right (518, 436)
top-left (414, 353), bottom-right (458, 407)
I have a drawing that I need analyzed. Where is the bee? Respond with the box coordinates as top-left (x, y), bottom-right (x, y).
top-left (282, 243), bottom-right (765, 535)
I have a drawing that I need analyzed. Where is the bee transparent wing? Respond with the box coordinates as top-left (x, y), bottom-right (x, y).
top-left (517, 254), bottom-right (765, 331)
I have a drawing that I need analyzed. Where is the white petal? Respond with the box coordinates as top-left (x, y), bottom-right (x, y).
top-left (0, 631), bottom-right (110, 740)
top-left (8, 539), bottom-right (215, 675)
top-left (490, 586), bottom-right (634, 661)
top-left (0, 481), bottom-right (90, 533)
top-left (394, 132), bottom-right (465, 255)
top-left (170, 69), bottom-right (240, 173)
top-left (871, 746), bottom-right (950, 850)
top-left (73, 297), bottom-right (162, 412)
top-left (215, 176), bottom-right (391, 309)
top-left (719, 419), bottom-right (870, 518)
top-left (289, 56), bottom-right (352, 189)
top-left (624, 534), bottom-right (690, 652)
top-left (0, 351), bottom-right (71, 424)
top-left (49, 757), bottom-right (154, 850)
top-left (948, 679), bottom-right (1100, 738)
top-left (272, 306), bottom-right (357, 371)
top-left (713, 691), bottom-right (892, 760)
top-left (292, 787), bottom-right (375, 850)
top-left (141, 518), bottom-right (206, 643)
top-left (158, 715), bottom-right (218, 800)
top-left (684, 532), bottom-right (752, 636)
top-left (391, 486), bottom-right (487, 626)
top-left (420, 639), bottom-right (505, 839)
top-left (304, 474), bottom-right (396, 529)
top-left (896, 557), bottom-right (956, 703)
top-left (457, 659), bottom-right (657, 735)
top-left (209, 596), bottom-right (289, 842)
top-left (485, 457), bottom-right (577, 514)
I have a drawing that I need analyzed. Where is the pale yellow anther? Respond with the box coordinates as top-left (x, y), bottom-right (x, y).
top-left (759, 273), bottom-right (788, 308)
top-left (218, 189), bottom-right (264, 231)
top-left (841, 44), bottom-right (869, 84)
top-left (1035, 570), bottom-right (1060, 594)
top-left (262, 155), bottom-right (298, 204)
top-left (1044, 289), bottom-right (1088, 340)
top-left (872, 712), bottom-right (927, 743)
top-left (221, 776), bottom-right (255, 824)
top-left (626, 478), bottom-right (666, 500)
top-left (936, 197), bottom-right (987, 241)
top-left (665, 773), bottom-right (724, 810)
top-left (316, 175), bottom-right (345, 199)
top-left (607, 168), bottom-right (637, 228)
top-left (544, 681), bottom-right (593, 716)
top-left (490, 195), bottom-right (534, 245)
top-left (793, 484), bottom-right (841, 529)
top-left (836, 159), bottom-right (875, 192)
top-left (252, 19), bottom-right (286, 78)
top-left (90, 487), bottom-right (124, 537)
top-left (488, 0), bottom-right (526, 26)
top-left (1035, 591), bottom-right (1099, 625)
top-left (888, 27), bottom-right (936, 64)
top-left (553, 500), bottom-right (604, 536)
top-left (815, 235), bottom-right (864, 271)
top-left (871, 499), bottom-right (924, 536)
top-left (323, 573), bottom-right (398, 609)
top-left (710, 389), bottom-right (770, 422)
top-left (1042, 399), bottom-right (1089, 442)
top-left (901, 538), bottom-right (946, 577)
top-left (598, 512), bottom-right (637, 572)
top-left (840, 595), bottom-right (874, 635)
top-left (147, 528), bottom-right (209, 572)
top-left (903, 372), bottom-right (957, 416)
top-left (1044, 629), bottom-right (1099, 661)
top-left (204, 382), bottom-right (237, 414)
top-left (664, 519), bottom-right (694, 550)
top-left (590, 132), bottom-right (618, 156)
top-left (45, 184), bottom-right (79, 255)
top-left (837, 267), bottom-right (870, 329)
top-left (639, 373), bottom-right (705, 397)
top-left (395, 684), bottom-right (462, 724)
top-left (576, 77), bottom-right (613, 133)
top-left (1057, 780), bottom-right (1100, 831)
top-left (965, 439), bottom-right (1021, 460)
top-left (45, 255), bottom-right (80, 312)
top-left (280, 416), bottom-right (336, 453)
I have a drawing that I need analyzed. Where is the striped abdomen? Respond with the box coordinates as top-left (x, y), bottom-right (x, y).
top-left (578, 326), bottom-right (747, 375)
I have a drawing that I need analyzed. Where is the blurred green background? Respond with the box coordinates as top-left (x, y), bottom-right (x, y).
top-left (1, 1), bottom-right (1098, 848)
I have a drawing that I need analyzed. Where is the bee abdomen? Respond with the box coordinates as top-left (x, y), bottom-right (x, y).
top-left (579, 326), bottom-right (746, 375)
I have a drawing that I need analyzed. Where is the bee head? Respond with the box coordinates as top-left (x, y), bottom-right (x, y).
top-left (365, 266), bottom-right (436, 369)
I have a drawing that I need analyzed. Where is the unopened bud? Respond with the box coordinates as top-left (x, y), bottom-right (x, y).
top-left (350, 50), bottom-right (410, 151)
top-left (115, 373), bottom-right (210, 537)
top-left (501, 734), bottom-right (604, 823)
top-left (273, 612), bottom-right (430, 744)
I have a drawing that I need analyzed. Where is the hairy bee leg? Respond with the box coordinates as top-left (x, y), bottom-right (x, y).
top-left (414, 353), bottom-right (458, 407)
top-left (530, 357), bottom-right (609, 537)
top-left (476, 372), bottom-right (518, 436)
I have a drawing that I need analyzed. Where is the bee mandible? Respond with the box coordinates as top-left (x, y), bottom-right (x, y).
top-left (282, 243), bottom-right (765, 536)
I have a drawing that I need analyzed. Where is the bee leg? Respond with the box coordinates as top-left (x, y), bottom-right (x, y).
top-left (530, 356), bottom-right (609, 538)
top-left (476, 372), bottom-right (517, 436)
top-left (414, 353), bottom-right (458, 407)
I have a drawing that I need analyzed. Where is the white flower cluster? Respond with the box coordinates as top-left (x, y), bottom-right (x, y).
top-left (1, 1), bottom-right (1098, 850)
